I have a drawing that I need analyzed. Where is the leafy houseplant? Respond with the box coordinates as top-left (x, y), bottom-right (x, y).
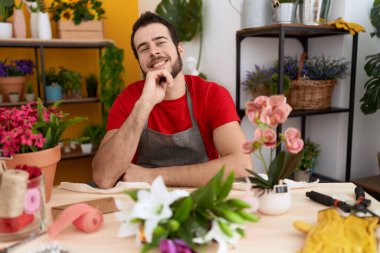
top-left (25, 82), bottom-right (35, 102)
top-left (85, 73), bottom-right (98, 97)
top-left (0, 98), bottom-right (87, 156)
top-left (297, 139), bottom-right (320, 172)
top-left (116, 168), bottom-right (258, 253)
top-left (58, 67), bottom-right (82, 99)
top-left (0, 0), bottom-right (14, 22)
top-left (360, 1), bottom-right (380, 114)
top-left (243, 95), bottom-right (304, 189)
top-left (49, 0), bottom-right (105, 25)
top-left (156, 0), bottom-right (205, 73)
top-left (99, 45), bottom-right (124, 126)
top-left (82, 124), bottom-right (104, 147)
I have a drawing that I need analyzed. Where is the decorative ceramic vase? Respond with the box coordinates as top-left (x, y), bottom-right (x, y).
top-left (0, 76), bottom-right (26, 102)
top-left (274, 3), bottom-right (296, 24)
top-left (8, 93), bottom-right (20, 103)
top-left (257, 185), bottom-right (292, 215)
top-left (37, 12), bottom-right (52, 40)
top-left (25, 93), bottom-right (35, 102)
top-left (30, 12), bottom-right (39, 38)
top-left (4, 145), bottom-right (61, 202)
top-left (80, 143), bottom-right (93, 154)
top-left (0, 22), bottom-right (13, 39)
top-left (13, 9), bottom-right (27, 38)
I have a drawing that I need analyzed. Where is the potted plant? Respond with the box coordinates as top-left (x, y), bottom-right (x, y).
top-left (25, 81), bottom-right (35, 102)
top-left (0, 0), bottom-right (14, 39)
top-left (294, 139), bottom-right (320, 182)
top-left (0, 59), bottom-right (34, 102)
top-left (82, 124), bottom-right (104, 149)
top-left (287, 54), bottom-right (349, 110)
top-left (8, 91), bottom-right (20, 103)
top-left (273, 0), bottom-right (298, 24)
top-left (44, 67), bottom-right (62, 101)
top-left (85, 73), bottom-right (98, 98)
top-left (49, 0), bottom-right (105, 39)
top-left (99, 45), bottom-right (125, 125)
top-left (242, 64), bottom-right (290, 99)
top-left (58, 67), bottom-right (82, 99)
top-left (0, 98), bottom-right (87, 201)
top-left (243, 95), bottom-right (304, 215)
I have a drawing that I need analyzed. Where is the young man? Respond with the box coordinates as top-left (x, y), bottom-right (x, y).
top-left (92, 12), bottom-right (251, 189)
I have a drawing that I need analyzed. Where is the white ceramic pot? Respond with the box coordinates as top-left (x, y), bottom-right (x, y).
top-left (30, 12), bottom-right (39, 39)
top-left (38, 12), bottom-right (52, 40)
top-left (0, 22), bottom-right (13, 39)
top-left (80, 143), bottom-right (93, 154)
top-left (25, 93), bottom-right (35, 102)
top-left (257, 185), bottom-right (292, 215)
top-left (9, 93), bottom-right (20, 103)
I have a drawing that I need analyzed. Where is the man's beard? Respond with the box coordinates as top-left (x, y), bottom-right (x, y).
top-left (141, 48), bottom-right (183, 79)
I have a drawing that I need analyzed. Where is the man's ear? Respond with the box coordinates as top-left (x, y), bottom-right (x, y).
top-left (178, 42), bottom-right (184, 56)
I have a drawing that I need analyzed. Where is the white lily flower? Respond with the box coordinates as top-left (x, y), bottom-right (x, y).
top-left (193, 219), bottom-right (243, 253)
top-left (130, 176), bottom-right (189, 243)
top-left (114, 199), bottom-right (140, 244)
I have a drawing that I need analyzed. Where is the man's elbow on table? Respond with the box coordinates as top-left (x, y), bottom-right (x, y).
top-left (92, 162), bottom-right (116, 189)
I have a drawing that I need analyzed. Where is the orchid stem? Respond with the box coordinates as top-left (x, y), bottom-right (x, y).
top-left (258, 148), bottom-right (268, 174)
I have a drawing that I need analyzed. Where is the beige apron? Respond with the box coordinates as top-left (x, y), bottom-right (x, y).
top-left (136, 86), bottom-right (209, 168)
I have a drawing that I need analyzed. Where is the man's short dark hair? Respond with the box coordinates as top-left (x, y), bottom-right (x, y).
top-left (131, 11), bottom-right (181, 59)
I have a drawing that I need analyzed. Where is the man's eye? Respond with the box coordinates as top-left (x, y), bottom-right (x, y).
top-left (140, 48), bottom-right (148, 53)
top-left (158, 41), bottom-right (166, 45)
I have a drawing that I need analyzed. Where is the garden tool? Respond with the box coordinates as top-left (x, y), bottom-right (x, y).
top-left (328, 17), bottom-right (366, 35)
top-left (306, 187), bottom-right (380, 219)
top-left (293, 208), bottom-right (379, 253)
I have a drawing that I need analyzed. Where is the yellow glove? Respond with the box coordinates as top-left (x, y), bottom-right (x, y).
top-left (328, 17), bottom-right (366, 35)
top-left (293, 208), bottom-right (379, 253)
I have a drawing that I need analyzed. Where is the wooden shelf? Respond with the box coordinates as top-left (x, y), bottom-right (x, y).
top-left (0, 38), bottom-right (114, 48)
top-left (61, 148), bottom-right (97, 160)
top-left (0, 97), bottom-right (100, 107)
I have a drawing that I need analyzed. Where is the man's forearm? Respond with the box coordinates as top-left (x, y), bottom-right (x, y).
top-left (126, 152), bottom-right (252, 187)
top-left (92, 99), bottom-right (153, 188)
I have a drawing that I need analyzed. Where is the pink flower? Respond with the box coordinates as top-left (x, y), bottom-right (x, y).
top-left (268, 95), bottom-right (286, 108)
top-left (284, 127), bottom-right (301, 142)
top-left (286, 138), bottom-right (304, 154)
top-left (254, 96), bottom-right (269, 108)
top-left (241, 140), bottom-right (261, 154)
top-left (254, 128), bottom-right (277, 148)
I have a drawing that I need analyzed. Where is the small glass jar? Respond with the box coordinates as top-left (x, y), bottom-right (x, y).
top-left (0, 173), bottom-right (46, 242)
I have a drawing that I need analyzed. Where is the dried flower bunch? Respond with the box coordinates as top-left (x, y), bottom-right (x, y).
top-left (0, 99), bottom-right (87, 156)
top-left (49, 0), bottom-right (105, 25)
top-left (0, 59), bottom-right (34, 77)
top-left (301, 55), bottom-right (349, 80)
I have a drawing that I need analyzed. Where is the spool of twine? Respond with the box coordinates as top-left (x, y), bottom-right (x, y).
top-left (0, 169), bottom-right (29, 218)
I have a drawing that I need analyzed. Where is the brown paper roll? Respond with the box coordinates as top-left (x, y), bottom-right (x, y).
top-left (0, 169), bottom-right (28, 218)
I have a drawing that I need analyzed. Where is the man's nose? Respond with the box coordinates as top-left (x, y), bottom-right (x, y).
top-left (149, 45), bottom-right (160, 56)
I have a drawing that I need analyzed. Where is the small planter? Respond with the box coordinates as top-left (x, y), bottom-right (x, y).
top-left (9, 93), bottom-right (20, 103)
top-left (45, 85), bottom-right (62, 101)
top-left (80, 143), bottom-right (93, 154)
top-left (256, 184), bottom-right (291, 215)
top-left (274, 3), bottom-right (296, 24)
top-left (25, 93), bottom-right (35, 102)
top-left (0, 22), bottom-right (13, 39)
top-left (58, 20), bottom-right (103, 40)
top-left (0, 76), bottom-right (26, 102)
top-left (294, 170), bottom-right (311, 182)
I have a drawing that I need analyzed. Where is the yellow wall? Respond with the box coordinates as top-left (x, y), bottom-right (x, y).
top-left (1, 0), bottom-right (140, 183)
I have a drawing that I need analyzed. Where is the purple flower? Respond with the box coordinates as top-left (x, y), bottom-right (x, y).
top-left (160, 239), bottom-right (195, 253)
top-left (0, 59), bottom-right (34, 77)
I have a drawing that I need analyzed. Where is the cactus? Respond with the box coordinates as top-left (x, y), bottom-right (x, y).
top-left (0, 0), bottom-right (15, 22)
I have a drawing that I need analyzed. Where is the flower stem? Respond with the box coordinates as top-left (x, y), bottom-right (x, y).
top-left (259, 148), bottom-right (268, 173)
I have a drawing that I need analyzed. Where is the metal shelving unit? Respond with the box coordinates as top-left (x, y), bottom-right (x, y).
top-left (235, 24), bottom-right (358, 182)
top-left (0, 38), bottom-right (114, 159)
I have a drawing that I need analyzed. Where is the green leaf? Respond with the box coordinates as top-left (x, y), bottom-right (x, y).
top-left (225, 198), bottom-right (252, 209)
top-left (246, 169), bottom-right (271, 188)
top-left (280, 151), bottom-right (303, 180)
top-left (267, 151), bottom-right (286, 186)
top-left (218, 221), bottom-right (233, 238)
top-left (173, 197), bottom-right (193, 222)
top-left (236, 210), bottom-right (260, 222)
top-left (125, 190), bottom-right (138, 201)
top-left (214, 208), bottom-right (245, 224)
top-left (217, 171), bottom-right (234, 201)
top-left (236, 228), bottom-right (245, 237)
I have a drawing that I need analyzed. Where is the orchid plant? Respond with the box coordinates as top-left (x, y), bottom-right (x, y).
top-left (242, 95), bottom-right (304, 189)
top-left (116, 168), bottom-right (259, 253)
top-left (0, 98), bottom-right (87, 156)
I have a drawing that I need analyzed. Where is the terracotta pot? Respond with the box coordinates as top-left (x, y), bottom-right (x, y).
top-left (13, 9), bottom-right (27, 38)
top-left (4, 145), bottom-right (61, 202)
top-left (0, 76), bottom-right (26, 102)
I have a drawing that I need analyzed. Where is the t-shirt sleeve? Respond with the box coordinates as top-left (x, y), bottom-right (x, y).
top-left (106, 91), bottom-right (133, 131)
top-left (208, 85), bottom-right (240, 130)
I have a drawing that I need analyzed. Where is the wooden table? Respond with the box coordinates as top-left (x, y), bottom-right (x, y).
top-left (352, 175), bottom-right (380, 201)
top-left (1, 183), bottom-right (379, 253)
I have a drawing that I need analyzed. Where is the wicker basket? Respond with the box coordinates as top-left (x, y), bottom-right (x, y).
top-left (287, 79), bottom-right (336, 110)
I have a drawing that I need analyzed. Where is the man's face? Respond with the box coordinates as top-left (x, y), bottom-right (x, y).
top-left (133, 23), bottom-right (183, 78)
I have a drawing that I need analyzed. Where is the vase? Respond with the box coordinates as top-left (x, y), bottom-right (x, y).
top-left (274, 3), bottom-right (296, 24)
top-left (0, 22), bottom-right (13, 39)
top-left (0, 76), bottom-right (26, 102)
top-left (4, 145), bottom-right (61, 202)
top-left (300, 0), bottom-right (331, 25)
top-left (294, 170), bottom-right (311, 182)
top-left (38, 12), bottom-right (52, 40)
top-left (256, 185), bottom-right (292, 215)
top-left (13, 9), bottom-right (27, 38)
top-left (30, 12), bottom-right (39, 39)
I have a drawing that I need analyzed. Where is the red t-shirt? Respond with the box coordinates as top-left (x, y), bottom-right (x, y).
top-left (107, 75), bottom-right (239, 161)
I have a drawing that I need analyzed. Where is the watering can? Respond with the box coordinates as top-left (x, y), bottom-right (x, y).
top-left (228, 0), bottom-right (273, 29)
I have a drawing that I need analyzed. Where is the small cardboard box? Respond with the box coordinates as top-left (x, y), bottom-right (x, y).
top-left (58, 20), bottom-right (103, 40)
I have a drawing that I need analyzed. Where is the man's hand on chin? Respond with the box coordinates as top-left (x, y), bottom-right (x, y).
top-left (122, 164), bottom-right (158, 184)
